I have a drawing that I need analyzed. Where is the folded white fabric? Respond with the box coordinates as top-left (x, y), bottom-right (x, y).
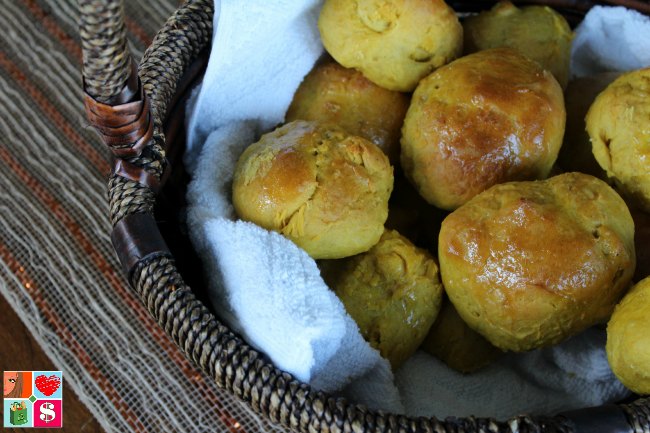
top-left (184, 0), bottom-right (325, 172)
top-left (396, 329), bottom-right (629, 420)
top-left (185, 0), bottom-right (645, 420)
top-left (184, 0), bottom-right (403, 413)
top-left (571, 6), bottom-right (650, 77)
top-left (186, 124), bottom-right (402, 411)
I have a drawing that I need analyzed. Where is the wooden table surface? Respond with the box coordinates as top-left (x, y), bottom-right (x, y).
top-left (1, 294), bottom-right (104, 433)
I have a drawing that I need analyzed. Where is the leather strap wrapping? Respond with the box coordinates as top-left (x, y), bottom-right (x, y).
top-left (111, 212), bottom-right (171, 279)
top-left (83, 80), bottom-right (153, 158)
top-left (112, 158), bottom-right (167, 194)
top-left (84, 60), bottom-right (164, 194)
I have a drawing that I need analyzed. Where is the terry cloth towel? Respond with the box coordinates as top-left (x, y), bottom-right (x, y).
top-left (183, 0), bottom-right (403, 413)
top-left (571, 5), bottom-right (650, 77)
top-left (185, 1), bottom-right (646, 419)
top-left (395, 328), bottom-right (629, 419)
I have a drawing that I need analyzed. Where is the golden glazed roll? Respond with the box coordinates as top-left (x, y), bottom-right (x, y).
top-left (586, 68), bottom-right (650, 213)
top-left (401, 48), bottom-right (565, 210)
top-left (421, 296), bottom-right (502, 373)
top-left (232, 120), bottom-right (393, 259)
top-left (607, 277), bottom-right (650, 395)
top-left (463, 1), bottom-right (573, 88)
top-left (320, 230), bottom-right (444, 369)
top-left (318, 0), bottom-right (462, 92)
top-left (439, 173), bottom-right (635, 352)
top-left (286, 61), bottom-right (409, 164)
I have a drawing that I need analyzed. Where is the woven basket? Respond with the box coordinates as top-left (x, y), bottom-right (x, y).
top-left (80, 1), bottom-right (650, 432)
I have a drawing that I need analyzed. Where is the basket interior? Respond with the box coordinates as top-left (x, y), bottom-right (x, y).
top-left (152, 0), bottom-right (646, 414)
top-left (154, 0), bottom-right (649, 343)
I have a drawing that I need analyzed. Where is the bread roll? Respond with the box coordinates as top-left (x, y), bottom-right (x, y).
top-left (318, 0), bottom-right (462, 91)
top-left (439, 173), bottom-right (635, 351)
top-left (401, 48), bottom-right (565, 210)
top-left (233, 120), bottom-right (393, 259)
top-left (286, 61), bottom-right (409, 164)
top-left (607, 277), bottom-right (650, 394)
top-left (586, 68), bottom-right (650, 213)
top-left (321, 229), bottom-right (443, 369)
top-left (463, 1), bottom-right (572, 88)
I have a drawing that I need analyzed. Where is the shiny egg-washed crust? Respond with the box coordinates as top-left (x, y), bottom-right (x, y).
top-left (421, 296), bottom-right (503, 374)
top-left (321, 229), bottom-right (443, 369)
top-left (587, 67), bottom-right (650, 213)
top-left (401, 48), bottom-right (565, 211)
top-left (317, 0), bottom-right (462, 92)
top-left (232, 120), bottom-right (393, 259)
top-left (286, 62), bottom-right (409, 165)
top-left (439, 173), bottom-right (635, 352)
top-left (607, 276), bottom-right (650, 395)
top-left (463, 1), bottom-right (573, 89)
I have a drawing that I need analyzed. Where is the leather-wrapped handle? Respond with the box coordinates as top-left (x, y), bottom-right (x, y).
top-left (79, 0), bottom-right (150, 155)
top-left (79, 0), bottom-right (168, 278)
top-left (111, 213), bottom-right (171, 279)
top-left (79, 0), bottom-right (162, 198)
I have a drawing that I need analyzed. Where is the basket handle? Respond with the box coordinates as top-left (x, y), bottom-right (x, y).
top-left (79, 0), bottom-right (213, 280)
top-left (79, 0), bottom-right (137, 104)
top-left (78, 0), bottom-right (168, 278)
top-left (79, 0), bottom-right (156, 170)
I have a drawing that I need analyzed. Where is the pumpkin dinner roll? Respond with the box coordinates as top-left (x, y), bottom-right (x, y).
top-left (232, 120), bottom-right (393, 259)
top-left (286, 61), bottom-right (409, 165)
top-left (318, 0), bottom-right (462, 92)
top-left (463, 1), bottom-right (573, 88)
top-left (607, 276), bottom-right (650, 395)
top-left (586, 67), bottom-right (650, 213)
top-left (439, 173), bottom-right (635, 352)
top-left (320, 229), bottom-right (443, 369)
top-left (401, 48), bottom-right (565, 211)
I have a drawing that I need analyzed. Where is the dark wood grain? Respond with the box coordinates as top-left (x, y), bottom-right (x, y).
top-left (0, 294), bottom-right (105, 433)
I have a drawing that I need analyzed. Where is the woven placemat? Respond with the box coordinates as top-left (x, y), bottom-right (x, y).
top-left (0, 1), bottom-right (288, 432)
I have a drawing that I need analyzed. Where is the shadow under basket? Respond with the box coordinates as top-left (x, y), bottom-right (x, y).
top-left (79, 0), bottom-right (650, 432)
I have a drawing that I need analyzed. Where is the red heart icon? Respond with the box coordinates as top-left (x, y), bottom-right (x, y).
top-left (35, 374), bottom-right (61, 397)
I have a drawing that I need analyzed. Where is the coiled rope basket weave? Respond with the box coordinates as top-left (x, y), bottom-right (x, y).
top-left (79, 0), bottom-right (650, 432)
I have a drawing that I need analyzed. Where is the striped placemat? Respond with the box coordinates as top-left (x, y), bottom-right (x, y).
top-left (0, 1), bottom-right (287, 432)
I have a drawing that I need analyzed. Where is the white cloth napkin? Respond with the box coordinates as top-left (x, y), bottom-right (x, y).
top-left (185, 2), bottom-right (648, 420)
top-left (183, 0), bottom-right (403, 413)
top-left (571, 6), bottom-right (650, 77)
top-left (184, 0), bottom-right (324, 171)
top-left (396, 329), bottom-right (629, 419)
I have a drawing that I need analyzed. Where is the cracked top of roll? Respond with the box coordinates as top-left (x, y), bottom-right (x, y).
top-left (438, 172), bottom-right (636, 352)
top-left (232, 120), bottom-right (394, 259)
top-left (317, 0), bottom-right (463, 92)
